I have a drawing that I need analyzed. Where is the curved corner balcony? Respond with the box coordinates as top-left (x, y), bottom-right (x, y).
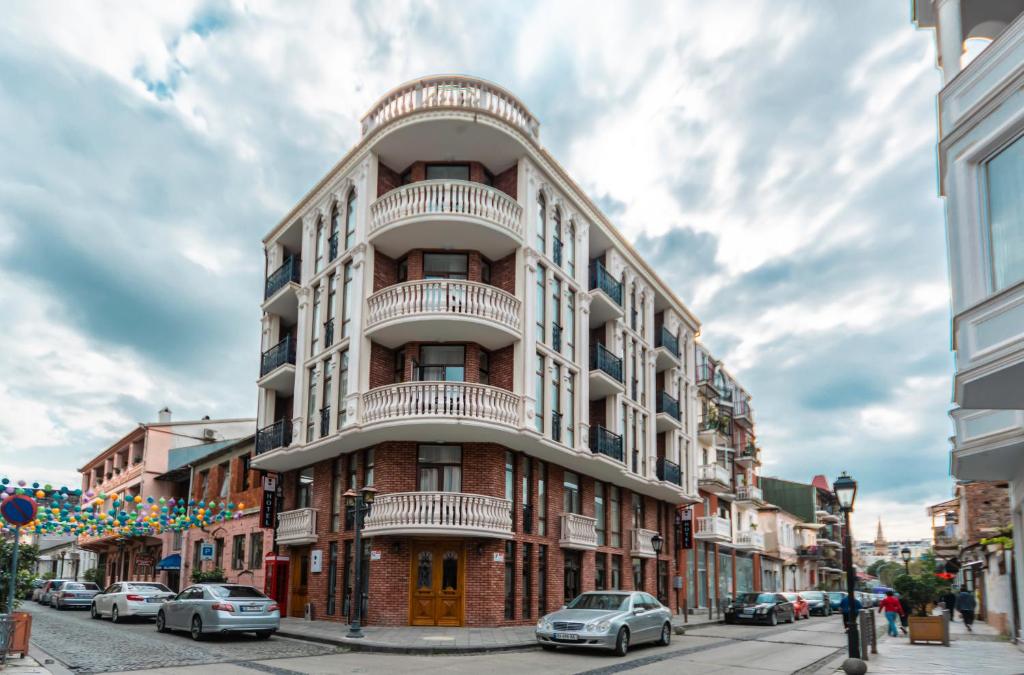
top-left (369, 180), bottom-right (523, 259)
top-left (366, 280), bottom-right (521, 350)
top-left (362, 491), bottom-right (512, 539)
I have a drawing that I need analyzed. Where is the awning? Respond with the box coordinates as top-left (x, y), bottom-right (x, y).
top-left (155, 554), bottom-right (181, 571)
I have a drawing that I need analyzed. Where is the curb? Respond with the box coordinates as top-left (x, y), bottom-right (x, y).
top-left (28, 643), bottom-right (75, 675)
top-left (275, 630), bottom-right (539, 655)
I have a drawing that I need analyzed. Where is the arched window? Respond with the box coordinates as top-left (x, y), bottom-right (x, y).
top-left (314, 217), bottom-right (325, 273)
top-left (344, 189), bottom-right (357, 250)
top-left (567, 221), bottom-right (576, 277)
top-left (630, 284), bottom-right (637, 331)
top-left (552, 207), bottom-right (563, 267)
top-left (536, 192), bottom-right (546, 253)
top-left (329, 204), bottom-right (341, 261)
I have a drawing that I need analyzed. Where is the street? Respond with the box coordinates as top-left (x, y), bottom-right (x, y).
top-left (24, 602), bottom-right (849, 674)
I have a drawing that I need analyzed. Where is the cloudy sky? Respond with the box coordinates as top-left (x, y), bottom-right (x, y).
top-left (1, 1), bottom-right (950, 540)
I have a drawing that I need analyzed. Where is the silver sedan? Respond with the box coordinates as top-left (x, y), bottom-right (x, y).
top-left (156, 584), bottom-right (280, 640)
top-left (536, 591), bottom-right (672, 656)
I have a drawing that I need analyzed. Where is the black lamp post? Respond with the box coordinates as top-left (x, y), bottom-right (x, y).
top-left (343, 485), bottom-right (377, 639)
top-left (833, 472), bottom-right (859, 659)
top-left (651, 533), bottom-right (664, 603)
top-left (901, 547), bottom-right (912, 575)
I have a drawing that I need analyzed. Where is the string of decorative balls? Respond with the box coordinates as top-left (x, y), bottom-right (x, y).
top-left (0, 477), bottom-right (244, 536)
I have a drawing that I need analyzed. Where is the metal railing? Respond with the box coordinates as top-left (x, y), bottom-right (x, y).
top-left (552, 237), bottom-right (563, 266)
top-left (657, 391), bottom-right (681, 421)
top-left (328, 233), bottom-right (339, 262)
top-left (590, 343), bottom-right (623, 382)
top-left (588, 259), bottom-right (622, 305)
top-left (320, 407), bottom-right (331, 437)
top-left (551, 410), bottom-right (562, 444)
top-left (552, 323), bottom-right (562, 352)
top-left (656, 458), bottom-right (682, 485)
top-left (323, 318), bottom-right (335, 349)
top-left (260, 335), bottom-right (296, 377)
top-left (656, 325), bottom-right (680, 357)
top-left (265, 256), bottom-right (301, 299)
top-left (590, 426), bottom-right (623, 462)
top-left (256, 419), bottom-right (292, 455)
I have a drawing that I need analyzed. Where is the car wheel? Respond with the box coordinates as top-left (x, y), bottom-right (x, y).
top-left (190, 615), bottom-right (204, 641)
top-left (111, 605), bottom-right (120, 623)
top-left (613, 627), bottom-right (629, 657)
top-left (56, 600), bottom-right (64, 610)
top-left (255, 631), bottom-right (274, 640)
top-left (769, 612), bottom-right (778, 626)
top-left (658, 622), bottom-right (671, 646)
top-left (91, 604), bottom-right (101, 620)
top-left (156, 611), bottom-right (168, 634)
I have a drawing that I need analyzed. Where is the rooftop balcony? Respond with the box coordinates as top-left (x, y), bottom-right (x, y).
top-left (365, 280), bottom-right (521, 350)
top-left (734, 530), bottom-right (765, 551)
top-left (588, 259), bottom-right (623, 327)
top-left (559, 513), bottom-right (598, 550)
top-left (695, 515), bottom-right (732, 543)
top-left (655, 391), bottom-right (682, 432)
top-left (654, 326), bottom-right (681, 372)
top-left (589, 343), bottom-right (624, 399)
top-left (735, 485), bottom-right (764, 504)
top-left (656, 457), bottom-right (682, 486)
top-left (368, 179), bottom-right (523, 259)
top-left (263, 256), bottom-right (301, 322)
top-left (362, 491), bottom-right (513, 539)
top-left (258, 335), bottom-right (296, 393)
top-left (698, 463), bottom-right (732, 494)
top-left (631, 528), bottom-right (660, 559)
top-left (277, 507), bottom-right (317, 546)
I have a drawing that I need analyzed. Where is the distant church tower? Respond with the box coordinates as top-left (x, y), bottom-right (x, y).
top-left (874, 518), bottom-right (888, 556)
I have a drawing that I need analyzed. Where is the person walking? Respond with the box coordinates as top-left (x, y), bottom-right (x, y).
top-left (878, 590), bottom-right (905, 637)
top-left (840, 593), bottom-right (863, 632)
top-left (941, 588), bottom-right (958, 621)
top-left (957, 588), bottom-right (977, 632)
top-left (897, 593), bottom-right (911, 635)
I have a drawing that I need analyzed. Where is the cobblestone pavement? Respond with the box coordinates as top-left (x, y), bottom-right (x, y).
top-left (22, 601), bottom-right (342, 673)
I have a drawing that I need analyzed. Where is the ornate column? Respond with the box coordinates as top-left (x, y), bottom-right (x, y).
top-left (346, 243), bottom-right (368, 427)
top-left (291, 286), bottom-right (312, 445)
top-left (937, 0), bottom-right (963, 84)
top-left (577, 290), bottom-right (591, 449)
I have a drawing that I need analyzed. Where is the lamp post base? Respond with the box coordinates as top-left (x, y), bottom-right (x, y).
top-left (346, 624), bottom-right (365, 639)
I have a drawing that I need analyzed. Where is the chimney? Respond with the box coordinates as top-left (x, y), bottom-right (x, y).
top-left (158, 407), bottom-right (172, 423)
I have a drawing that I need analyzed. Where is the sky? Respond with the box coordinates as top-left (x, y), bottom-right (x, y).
top-left (0, 1), bottom-right (952, 540)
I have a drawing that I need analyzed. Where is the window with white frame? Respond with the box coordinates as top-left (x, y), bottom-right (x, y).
top-left (536, 192), bottom-right (546, 253)
top-left (986, 134), bottom-right (1024, 291)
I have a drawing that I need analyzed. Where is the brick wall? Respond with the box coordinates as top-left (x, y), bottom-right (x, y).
top-left (494, 164), bottom-right (517, 199)
top-left (377, 161), bottom-right (401, 197)
top-left (373, 250), bottom-right (397, 292)
top-left (369, 343), bottom-right (396, 389)
top-left (491, 252), bottom-right (516, 293)
top-left (964, 481), bottom-right (1010, 544)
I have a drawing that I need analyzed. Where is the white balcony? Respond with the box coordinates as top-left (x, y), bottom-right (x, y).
top-left (631, 528), bottom-right (659, 559)
top-left (276, 508), bottom-right (318, 546)
top-left (735, 485), bottom-right (763, 503)
top-left (735, 530), bottom-right (765, 551)
top-left (695, 515), bottom-right (732, 543)
top-left (366, 280), bottom-right (521, 350)
top-left (697, 464), bottom-right (732, 494)
top-left (362, 492), bottom-right (512, 539)
top-left (559, 513), bottom-right (598, 550)
top-left (362, 381), bottom-right (520, 429)
top-left (368, 180), bottom-right (523, 259)
top-left (951, 408), bottom-right (1024, 481)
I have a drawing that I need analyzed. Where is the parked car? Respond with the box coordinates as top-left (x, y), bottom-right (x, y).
top-left (536, 591), bottom-right (672, 656)
top-left (724, 592), bottom-right (795, 626)
top-left (799, 591), bottom-right (832, 616)
top-left (156, 584), bottom-right (280, 641)
top-left (29, 579), bottom-right (48, 602)
top-left (38, 580), bottom-right (72, 606)
top-left (784, 593), bottom-right (810, 620)
top-left (827, 591), bottom-right (845, 611)
top-left (51, 582), bottom-right (101, 610)
top-left (92, 582), bottom-right (176, 622)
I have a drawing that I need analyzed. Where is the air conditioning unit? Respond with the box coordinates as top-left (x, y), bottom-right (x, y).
top-left (203, 429), bottom-right (217, 441)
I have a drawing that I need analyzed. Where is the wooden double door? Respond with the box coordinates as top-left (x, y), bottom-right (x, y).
top-left (409, 542), bottom-right (465, 626)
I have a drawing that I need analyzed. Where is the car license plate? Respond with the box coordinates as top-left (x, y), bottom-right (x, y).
top-left (553, 632), bottom-right (579, 641)
top-left (742, 609), bottom-right (754, 615)
top-left (240, 605), bottom-right (262, 613)
top-left (147, 597), bottom-right (163, 603)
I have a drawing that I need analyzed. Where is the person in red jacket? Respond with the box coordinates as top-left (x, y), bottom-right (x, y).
top-left (878, 590), bottom-right (905, 637)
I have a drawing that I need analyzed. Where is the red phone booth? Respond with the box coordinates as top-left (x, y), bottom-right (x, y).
top-left (264, 554), bottom-right (290, 616)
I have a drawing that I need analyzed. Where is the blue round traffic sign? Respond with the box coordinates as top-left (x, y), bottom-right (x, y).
top-left (0, 495), bottom-right (37, 526)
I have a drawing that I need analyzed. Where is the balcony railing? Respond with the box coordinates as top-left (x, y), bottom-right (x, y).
top-left (552, 237), bottom-right (563, 266)
top-left (735, 530), bottom-right (765, 549)
top-left (590, 343), bottom-right (623, 382)
top-left (551, 410), bottom-right (562, 444)
top-left (696, 516), bottom-right (732, 540)
top-left (552, 322), bottom-right (562, 352)
top-left (277, 508), bottom-right (318, 545)
top-left (362, 381), bottom-right (520, 427)
top-left (631, 528), bottom-right (659, 558)
top-left (362, 492), bottom-right (513, 538)
top-left (797, 545), bottom-right (823, 559)
top-left (696, 363), bottom-right (714, 385)
top-left (260, 335), bottom-right (296, 377)
top-left (735, 485), bottom-right (763, 502)
top-left (264, 256), bottom-right (301, 300)
top-left (366, 279), bottom-right (521, 333)
top-left (590, 426), bottom-right (623, 462)
top-left (559, 513), bottom-right (598, 550)
top-left (369, 179), bottom-right (523, 240)
top-left (656, 458), bottom-right (682, 486)
top-left (698, 463), bottom-right (731, 485)
top-left (319, 407), bottom-right (331, 437)
top-left (323, 318), bottom-right (335, 349)
top-left (328, 232), bottom-right (339, 262)
top-left (699, 412), bottom-right (731, 435)
top-left (657, 391), bottom-right (681, 421)
top-left (256, 419), bottom-right (292, 455)
top-left (656, 326), bottom-right (680, 358)
top-left (361, 76), bottom-right (540, 140)
top-left (588, 259), bottom-right (623, 305)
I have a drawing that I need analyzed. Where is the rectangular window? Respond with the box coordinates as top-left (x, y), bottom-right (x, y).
top-left (504, 451), bottom-right (514, 502)
top-left (331, 457), bottom-right (343, 532)
top-left (345, 453), bottom-right (357, 529)
top-left (987, 134), bottom-right (1024, 290)
top-left (566, 291), bottom-right (575, 359)
top-left (297, 466), bottom-right (314, 509)
top-left (338, 349), bottom-right (349, 426)
top-left (536, 195), bottom-right (546, 253)
top-left (418, 345), bottom-right (465, 381)
top-left (504, 541), bottom-right (516, 620)
top-left (214, 538), bottom-right (224, 568)
top-left (550, 362), bottom-right (561, 442)
top-left (394, 349), bottom-right (405, 382)
top-left (658, 560), bottom-right (669, 605)
top-left (341, 262), bottom-right (353, 338)
top-left (537, 461), bottom-right (547, 536)
top-left (344, 191), bottom-right (357, 251)
top-left (566, 373), bottom-right (575, 447)
top-left (423, 253), bottom-right (468, 279)
top-left (240, 454), bottom-right (252, 491)
top-left (479, 350), bottom-right (490, 385)
top-left (563, 471), bottom-right (581, 514)
top-left (535, 265), bottom-right (546, 343)
top-left (219, 462), bottom-right (231, 498)
top-left (610, 486), bottom-right (621, 547)
top-left (198, 470), bottom-right (209, 501)
top-left (397, 256), bottom-right (408, 282)
top-left (611, 555), bottom-right (622, 590)
top-left (552, 277), bottom-right (562, 352)
top-left (633, 558), bottom-right (643, 591)
top-left (315, 220), bottom-right (325, 273)
top-left (311, 286), bottom-right (322, 354)
top-left (418, 445), bottom-right (462, 492)
top-left (522, 543), bottom-right (532, 619)
top-left (567, 222), bottom-right (576, 278)
top-left (326, 273), bottom-right (337, 339)
top-left (322, 358), bottom-right (333, 437)
top-left (426, 163), bottom-right (470, 180)
top-left (231, 535), bottom-right (245, 570)
top-left (249, 533), bottom-right (263, 569)
top-left (326, 541), bottom-right (338, 615)
top-left (306, 365), bottom-right (317, 442)
top-left (596, 553), bottom-right (607, 590)
top-left (632, 493), bottom-right (644, 531)
top-left (363, 447), bottom-right (374, 486)
top-left (538, 545), bottom-right (548, 615)
top-left (481, 258), bottom-right (492, 285)
top-left (341, 541), bottom-right (353, 619)
top-left (172, 529), bottom-right (182, 552)
top-left (534, 353), bottom-right (544, 433)
top-left (521, 455), bottom-right (532, 534)
top-left (192, 541), bottom-right (202, 571)
top-left (595, 481), bottom-right (606, 546)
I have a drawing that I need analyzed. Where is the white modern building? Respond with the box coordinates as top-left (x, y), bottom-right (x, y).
top-left (914, 0), bottom-right (1024, 642)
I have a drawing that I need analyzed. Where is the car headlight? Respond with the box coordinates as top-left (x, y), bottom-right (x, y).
top-left (585, 621), bottom-right (611, 632)
top-left (755, 607), bottom-right (768, 614)
top-left (537, 618), bottom-right (551, 630)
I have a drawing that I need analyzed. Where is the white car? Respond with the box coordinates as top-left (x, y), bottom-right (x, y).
top-left (91, 581), bottom-right (176, 622)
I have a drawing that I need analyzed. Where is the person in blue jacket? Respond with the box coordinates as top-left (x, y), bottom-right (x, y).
top-left (839, 593), bottom-right (863, 632)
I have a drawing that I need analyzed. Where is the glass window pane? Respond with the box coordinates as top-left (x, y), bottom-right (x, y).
top-left (988, 135), bottom-right (1024, 290)
top-left (420, 345), bottom-right (465, 366)
top-left (426, 164), bottom-right (470, 181)
top-left (418, 445), bottom-right (462, 463)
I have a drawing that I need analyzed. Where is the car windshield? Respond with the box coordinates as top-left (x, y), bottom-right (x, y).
top-left (50, 581), bottom-right (66, 589)
top-left (66, 583), bottom-right (99, 590)
top-left (829, 592), bottom-right (845, 600)
top-left (208, 585), bottom-right (267, 599)
top-left (735, 593), bottom-right (776, 604)
top-left (127, 583), bottom-right (171, 592)
top-left (802, 592), bottom-right (824, 601)
top-left (783, 593), bottom-right (800, 601)
top-left (566, 593), bottom-right (630, 611)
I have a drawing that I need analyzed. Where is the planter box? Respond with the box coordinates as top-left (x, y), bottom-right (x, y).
top-left (908, 614), bottom-right (949, 646)
top-left (6, 611), bottom-right (32, 657)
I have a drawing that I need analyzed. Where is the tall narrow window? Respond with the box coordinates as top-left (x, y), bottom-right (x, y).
top-left (536, 192), bottom-right (546, 253)
top-left (344, 189), bottom-right (357, 251)
top-left (596, 553), bottom-right (607, 590)
top-left (296, 466), bottom-right (314, 509)
top-left (504, 541), bottom-right (516, 620)
top-left (338, 349), bottom-right (349, 426)
top-left (341, 262), bottom-right (353, 338)
top-left (504, 451), bottom-right (514, 502)
top-left (326, 273), bottom-right (337, 346)
top-left (311, 286), bottom-right (322, 354)
top-left (566, 291), bottom-right (575, 359)
top-left (315, 217), bottom-right (325, 273)
top-left (535, 264), bottom-right (546, 343)
top-left (231, 535), bottom-right (245, 570)
top-left (610, 486), bottom-right (621, 547)
top-left (632, 558), bottom-right (643, 591)
top-left (330, 204), bottom-right (341, 259)
top-left (563, 471), bottom-right (581, 514)
top-left (522, 543), bottom-right (532, 619)
top-left (566, 373), bottom-right (575, 448)
top-left (552, 277), bottom-right (562, 352)
top-left (538, 545), bottom-right (548, 615)
top-left (632, 493), bottom-right (644, 531)
top-left (363, 447), bottom-right (374, 486)
top-left (321, 358), bottom-right (333, 438)
top-left (595, 481), bottom-right (606, 546)
top-left (331, 457), bottom-right (343, 532)
top-left (326, 541), bottom-right (338, 615)
top-left (550, 362), bottom-right (561, 443)
top-left (341, 541), bottom-right (353, 618)
top-left (478, 350), bottom-right (490, 385)
top-left (567, 221), bottom-right (576, 277)
top-left (306, 365), bottom-right (317, 442)
top-left (249, 533), bottom-right (263, 569)
top-left (552, 208), bottom-right (563, 267)
top-left (534, 353), bottom-right (544, 433)
top-left (537, 461), bottom-right (547, 536)
top-left (987, 135), bottom-right (1024, 290)
top-left (345, 454), bottom-right (357, 529)
top-left (521, 455), bottom-right (532, 534)
top-left (630, 283), bottom-right (637, 331)
top-left (417, 445), bottom-right (462, 492)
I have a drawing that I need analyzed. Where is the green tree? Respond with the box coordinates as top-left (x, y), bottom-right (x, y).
top-left (0, 539), bottom-right (40, 612)
top-left (877, 562), bottom-right (905, 588)
top-left (894, 573), bottom-right (940, 617)
top-left (82, 567), bottom-right (100, 583)
top-left (191, 567), bottom-right (227, 583)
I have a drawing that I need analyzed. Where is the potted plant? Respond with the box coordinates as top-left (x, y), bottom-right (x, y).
top-left (894, 573), bottom-right (948, 646)
top-left (1, 539), bottom-right (39, 658)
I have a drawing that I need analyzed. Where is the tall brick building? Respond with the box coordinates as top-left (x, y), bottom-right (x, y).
top-left (250, 76), bottom-right (766, 628)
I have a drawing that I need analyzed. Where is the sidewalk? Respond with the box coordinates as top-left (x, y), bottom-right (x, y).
top-left (277, 613), bottom-right (718, 653)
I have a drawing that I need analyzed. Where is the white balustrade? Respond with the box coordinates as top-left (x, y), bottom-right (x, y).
top-left (559, 513), bottom-right (598, 550)
top-left (362, 381), bottom-right (520, 427)
top-left (361, 76), bottom-right (540, 139)
top-left (366, 280), bottom-right (521, 332)
top-left (362, 492), bottom-right (512, 538)
top-left (735, 485), bottom-right (763, 502)
top-left (698, 463), bottom-right (731, 485)
top-left (276, 508), bottom-right (317, 545)
top-left (735, 530), bottom-right (765, 549)
top-left (696, 515), bottom-right (732, 540)
top-left (369, 179), bottom-right (523, 239)
top-left (631, 528), bottom-right (659, 558)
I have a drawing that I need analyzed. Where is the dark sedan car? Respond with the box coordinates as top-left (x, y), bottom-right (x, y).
top-left (724, 592), bottom-right (795, 626)
top-left (800, 591), bottom-right (833, 616)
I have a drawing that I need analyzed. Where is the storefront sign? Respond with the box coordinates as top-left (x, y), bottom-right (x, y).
top-left (370, 549), bottom-right (382, 561)
top-left (680, 507), bottom-right (693, 549)
top-left (200, 543), bottom-right (215, 561)
top-left (260, 474), bottom-right (278, 529)
top-left (135, 555), bottom-right (155, 567)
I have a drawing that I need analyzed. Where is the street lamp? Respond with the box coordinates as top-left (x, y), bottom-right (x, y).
top-left (650, 533), bottom-right (664, 603)
top-left (901, 547), bottom-right (912, 575)
top-left (832, 472), bottom-right (859, 659)
top-left (343, 485), bottom-right (377, 639)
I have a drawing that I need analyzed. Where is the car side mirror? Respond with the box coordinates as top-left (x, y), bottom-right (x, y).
top-left (560, 604), bottom-right (567, 610)
top-left (633, 608), bottom-right (645, 615)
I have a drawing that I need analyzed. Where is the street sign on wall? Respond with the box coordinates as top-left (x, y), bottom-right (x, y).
top-left (680, 507), bottom-right (694, 549)
top-left (199, 543), bottom-right (215, 561)
top-left (260, 474), bottom-right (278, 529)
